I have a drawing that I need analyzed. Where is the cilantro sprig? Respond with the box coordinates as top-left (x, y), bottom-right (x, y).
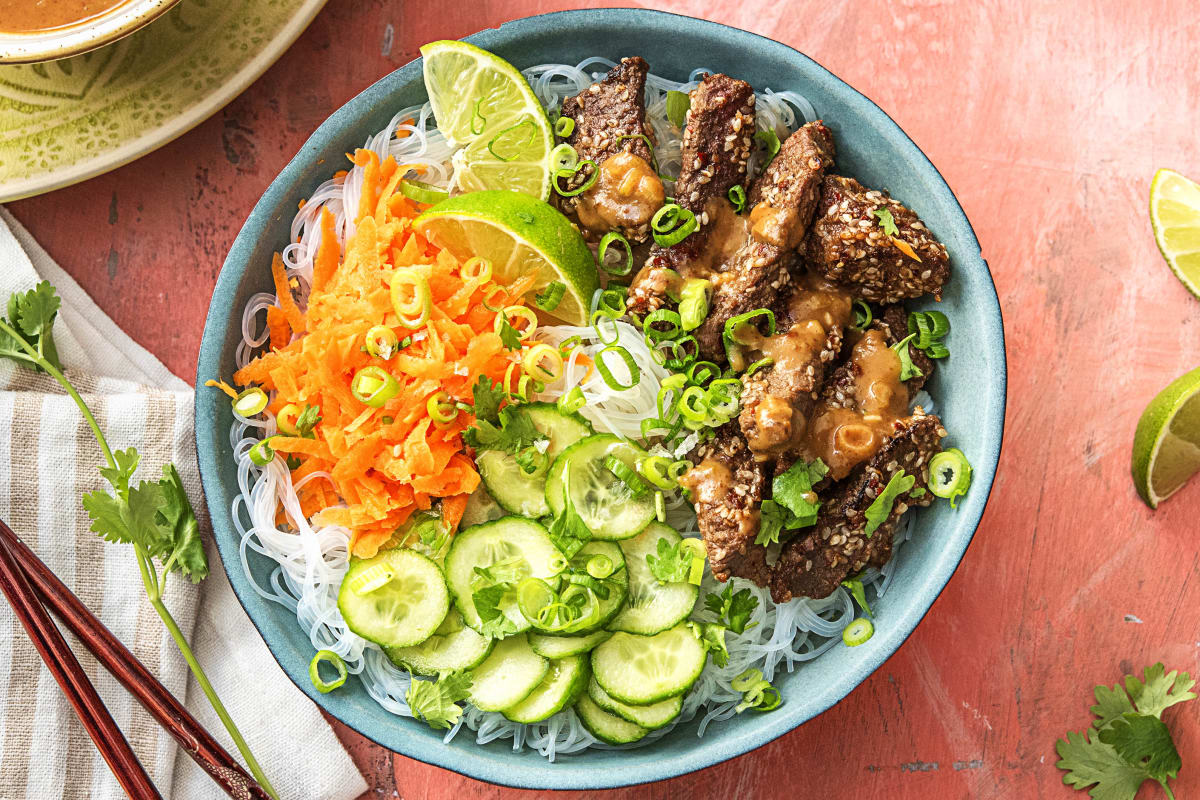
top-left (704, 583), bottom-right (759, 634)
top-left (1057, 663), bottom-right (1196, 800)
top-left (756, 459), bottom-right (827, 546)
top-left (0, 283), bottom-right (279, 799)
top-left (406, 671), bottom-right (473, 729)
top-left (646, 536), bottom-right (690, 583)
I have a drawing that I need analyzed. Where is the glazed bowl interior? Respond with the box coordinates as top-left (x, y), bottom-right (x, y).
top-left (196, 8), bottom-right (1005, 790)
top-left (0, 0), bottom-right (180, 64)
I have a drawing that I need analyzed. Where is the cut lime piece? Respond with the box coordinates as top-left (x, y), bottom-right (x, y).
top-left (420, 40), bottom-right (554, 200)
top-left (1132, 365), bottom-right (1200, 508)
top-left (415, 191), bottom-right (598, 325)
top-left (1150, 168), bottom-right (1200, 300)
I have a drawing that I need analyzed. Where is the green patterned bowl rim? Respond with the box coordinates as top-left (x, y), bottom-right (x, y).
top-left (196, 8), bottom-right (1007, 789)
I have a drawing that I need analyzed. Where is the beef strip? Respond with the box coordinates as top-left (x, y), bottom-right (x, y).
top-left (806, 175), bottom-right (950, 303)
top-left (768, 411), bottom-right (945, 602)
top-left (559, 57), bottom-right (661, 243)
top-left (694, 121), bottom-right (836, 360)
top-left (627, 74), bottom-right (756, 316)
top-left (678, 424), bottom-right (771, 585)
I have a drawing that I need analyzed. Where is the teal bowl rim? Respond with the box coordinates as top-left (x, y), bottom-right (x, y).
top-left (195, 8), bottom-right (1006, 789)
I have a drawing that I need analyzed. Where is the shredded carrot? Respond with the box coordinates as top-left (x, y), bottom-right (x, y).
top-left (204, 379), bottom-right (238, 400)
top-left (233, 155), bottom-right (540, 559)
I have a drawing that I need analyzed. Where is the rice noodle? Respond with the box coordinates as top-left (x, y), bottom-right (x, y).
top-left (230, 59), bottom-right (923, 758)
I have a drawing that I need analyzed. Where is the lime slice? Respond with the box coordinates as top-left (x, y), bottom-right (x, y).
top-left (1132, 365), bottom-right (1200, 508)
top-left (415, 190), bottom-right (598, 325)
top-left (420, 40), bottom-right (554, 200)
top-left (1150, 168), bottom-right (1200, 300)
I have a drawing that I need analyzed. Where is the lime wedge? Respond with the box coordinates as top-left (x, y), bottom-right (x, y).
top-left (420, 40), bottom-right (554, 200)
top-left (1132, 365), bottom-right (1200, 508)
top-left (1150, 168), bottom-right (1200, 300)
top-left (415, 191), bottom-right (597, 325)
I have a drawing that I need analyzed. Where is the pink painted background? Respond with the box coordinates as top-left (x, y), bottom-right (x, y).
top-left (9, 1), bottom-right (1200, 797)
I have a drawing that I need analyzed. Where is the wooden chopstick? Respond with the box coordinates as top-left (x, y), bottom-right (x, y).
top-left (0, 527), bottom-right (162, 800)
top-left (0, 520), bottom-right (272, 800)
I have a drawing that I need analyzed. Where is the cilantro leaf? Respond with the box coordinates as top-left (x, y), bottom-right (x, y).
top-left (646, 536), bottom-right (689, 583)
top-left (547, 473), bottom-right (592, 559)
top-left (1099, 714), bottom-right (1181, 782)
top-left (863, 471), bottom-right (916, 537)
top-left (497, 314), bottom-right (523, 351)
top-left (891, 334), bottom-right (924, 382)
top-left (472, 584), bottom-right (518, 638)
top-left (873, 208), bottom-right (900, 237)
top-left (155, 464), bottom-right (208, 583)
top-left (469, 375), bottom-right (505, 424)
top-left (1057, 729), bottom-right (1151, 799)
top-left (1123, 663), bottom-right (1198, 719)
top-left (8, 281), bottom-right (62, 370)
top-left (406, 671), bottom-right (473, 730)
top-left (703, 583), bottom-right (759, 634)
top-left (772, 459), bottom-right (826, 526)
top-left (83, 480), bottom-right (171, 556)
top-left (295, 404), bottom-right (322, 437)
top-left (690, 622), bottom-right (729, 668)
top-left (463, 404), bottom-right (546, 455)
top-left (841, 576), bottom-right (872, 618)
top-left (98, 447), bottom-right (140, 495)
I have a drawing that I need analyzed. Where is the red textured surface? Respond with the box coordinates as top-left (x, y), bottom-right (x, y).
top-left (9, 1), bottom-right (1200, 797)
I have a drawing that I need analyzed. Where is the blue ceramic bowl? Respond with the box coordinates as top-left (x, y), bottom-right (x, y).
top-left (195, 8), bottom-right (1006, 789)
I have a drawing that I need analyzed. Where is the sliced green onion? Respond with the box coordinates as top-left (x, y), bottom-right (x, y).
top-left (731, 668), bottom-right (762, 693)
top-left (598, 232), bottom-right (634, 276)
top-left (755, 127), bottom-right (781, 167)
top-left (487, 118), bottom-right (536, 162)
top-left (365, 325), bottom-right (400, 360)
top-left (640, 456), bottom-right (676, 490)
top-left (586, 554), bottom-right (615, 580)
top-left (597, 288), bottom-right (627, 318)
top-left (233, 387), bottom-right (269, 417)
top-left (559, 335), bottom-right (583, 355)
top-left (842, 617), bottom-right (874, 647)
top-left (524, 343), bottom-right (564, 384)
top-left (351, 366), bottom-right (400, 408)
top-left (557, 386), bottom-right (586, 414)
top-left (276, 403), bottom-right (301, 435)
top-left (678, 386), bottom-right (709, 421)
top-left (666, 89), bottom-right (691, 128)
top-left (497, 305), bottom-right (538, 341)
top-left (553, 159), bottom-right (599, 197)
top-left (679, 278), bottom-right (712, 331)
top-left (595, 345), bottom-right (640, 390)
top-left (705, 378), bottom-right (742, 419)
top-left (460, 256), bottom-right (492, 282)
top-left (517, 577), bottom-right (560, 625)
top-left (660, 268), bottom-right (684, 302)
top-left (534, 281), bottom-right (566, 312)
top-left (680, 539), bottom-right (707, 586)
top-left (658, 335), bottom-right (698, 371)
top-left (728, 184), bottom-right (747, 213)
top-left (723, 308), bottom-right (776, 352)
top-left (560, 585), bottom-right (602, 632)
top-left (248, 436), bottom-right (276, 466)
top-left (390, 268), bottom-right (432, 328)
top-left (929, 448), bottom-right (972, 508)
top-left (605, 454), bottom-right (649, 497)
top-left (554, 115), bottom-right (575, 138)
top-left (686, 360), bottom-right (720, 387)
top-left (731, 667), bottom-right (781, 712)
top-left (640, 417), bottom-right (676, 441)
top-left (744, 357), bottom-right (774, 378)
top-left (651, 203), bottom-right (698, 247)
top-left (655, 490), bottom-right (666, 522)
top-left (398, 179), bottom-right (449, 205)
top-left (565, 572), bottom-right (605, 594)
top-left (350, 563), bottom-right (396, 595)
top-left (309, 650), bottom-right (348, 694)
top-left (853, 300), bottom-right (873, 330)
top-left (426, 391), bottom-right (457, 424)
top-left (591, 310), bottom-right (621, 345)
top-left (668, 460), bottom-right (691, 482)
top-left (657, 374), bottom-right (687, 421)
top-left (926, 341), bottom-right (950, 359)
top-left (550, 142), bottom-right (578, 173)
top-left (643, 309), bottom-right (683, 344)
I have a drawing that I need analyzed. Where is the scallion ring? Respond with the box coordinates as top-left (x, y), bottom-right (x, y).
top-left (650, 203), bottom-right (698, 247)
top-left (842, 617), bottom-right (874, 647)
top-left (523, 343), bottom-right (564, 383)
top-left (929, 448), bottom-right (972, 508)
top-left (595, 345), bottom-right (640, 390)
top-left (496, 305), bottom-right (538, 340)
top-left (598, 231), bottom-right (634, 276)
top-left (744, 357), bottom-right (774, 378)
top-left (559, 335), bottom-right (583, 355)
top-left (481, 284), bottom-right (507, 312)
top-left (643, 308), bottom-right (683, 344)
top-left (364, 325), bottom-right (399, 360)
top-left (686, 360), bottom-right (720, 387)
top-left (351, 366), bottom-right (400, 408)
top-left (550, 142), bottom-right (578, 173)
top-left (591, 310), bottom-right (621, 345)
top-left (248, 436), bottom-right (276, 466)
top-left (534, 281), bottom-right (566, 312)
top-left (554, 115), bottom-right (575, 138)
top-left (233, 387), bottom-right (269, 417)
top-left (655, 490), bottom-right (666, 522)
top-left (677, 386), bottom-right (709, 422)
top-left (390, 268), bottom-right (432, 328)
top-left (517, 577), bottom-right (560, 626)
top-left (426, 391), bottom-right (457, 424)
top-left (679, 538), bottom-right (707, 585)
top-left (605, 454), bottom-right (649, 497)
top-left (276, 403), bottom-right (301, 435)
top-left (398, 179), bottom-right (449, 205)
top-left (553, 159), bottom-right (599, 197)
top-left (586, 554), bottom-right (615, 580)
top-left (460, 256), bottom-right (493, 283)
top-left (639, 456), bottom-right (676, 490)
top-left (723, 308), bottom-right (776, 362)
top-left (309, 650), bottom-right (348, 694)
top-left (597, 288), bottom-right (627, 318)
top-left (728, 184), bottom-right (747, 213)
top-left (853, 300), bottom-right (873, 330)
top-left (557, 386), bottom-right (586, 414)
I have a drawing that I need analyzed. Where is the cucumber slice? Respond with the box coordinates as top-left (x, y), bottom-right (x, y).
top-left (545, 434), bottom-right (656, 540)
top-left (591, 624), bottom-right (706, 706)
top-left (384, 610), bottom-right (494, 676)
top-left (478, 403), bottom-right (593, 518)
top-left (502, 655), bottom-right (589, 723)
top-left (575, 694), bottom-right (649, 744)
top-left (608, 523), bottom-right (700, 635)
top-left (587, 675), bottom-right (683, 729)
top-left (445, 517), bottom-right (566, 634)
top-left (468, 633), bottom-right (549, 712)
top-left (337, 548), bottom-right (449, 648)
top-left (529, 629), bottom-right (612, 659)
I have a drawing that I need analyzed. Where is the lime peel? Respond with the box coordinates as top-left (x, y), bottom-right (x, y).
top-left (1149, 168), bottom-right (1200, 301)
top-left (1132, 364), bottom-right (1200, 508)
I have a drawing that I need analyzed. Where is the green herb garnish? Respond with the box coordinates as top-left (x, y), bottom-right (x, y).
top-left (863, 471), bottom-right (917, 537)
top-left (873, 208), bottom-right (900, 236)
top-left (891, 333), bottom-right (924, 382)
top-left (406, 671), bottom-right (473, 730)
top-left (666, 90), bottom-right (691, 128)
top-left (704, 583), bottom-right (759, 634)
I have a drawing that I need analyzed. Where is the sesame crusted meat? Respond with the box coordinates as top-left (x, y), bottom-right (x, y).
top-left (627, 74), bottom-right (756, 316)
top-left (768, 411), bottom-right (946, 602)
top-left (806, 175), bottom-right (950, 303)
top-left (679, 425), bottom-right (771, 585)
top-left (694, 122), bottom-right (836, 360)
top-left (558, 57), bottom-right (660, 243)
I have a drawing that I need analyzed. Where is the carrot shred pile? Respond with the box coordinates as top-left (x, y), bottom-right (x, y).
top-left (234, 149), bottom-right (535, 558)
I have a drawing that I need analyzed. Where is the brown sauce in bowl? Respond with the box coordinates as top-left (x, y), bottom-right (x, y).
top-left (0, 0), bottom-right (127, 33)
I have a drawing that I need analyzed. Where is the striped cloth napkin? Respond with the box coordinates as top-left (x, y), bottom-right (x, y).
top-left (0, 208), bottom-right (368, 800)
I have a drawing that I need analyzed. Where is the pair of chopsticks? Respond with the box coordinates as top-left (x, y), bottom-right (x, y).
top-left (0, 519), bottom-right (272, 800)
